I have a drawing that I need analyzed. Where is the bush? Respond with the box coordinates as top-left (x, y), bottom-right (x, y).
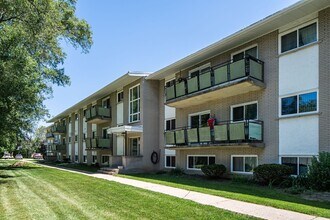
top-left (169, 168), bottom-right (185, 176)
top-left (201, 164), bottom-right (226, 179)
top-left (231, 174), bottom-right (254, 184)
top-left (306, 152), bottom-right (330, 191)
top-left (254, 164), bottom-right (292, 187)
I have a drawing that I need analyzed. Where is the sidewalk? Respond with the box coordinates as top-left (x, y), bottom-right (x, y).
top-left (38, 163), bottom-right (328, 220)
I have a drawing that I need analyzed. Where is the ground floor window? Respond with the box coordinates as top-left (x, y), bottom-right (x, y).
top-left (75, 155), bottom-right (78, 162)
top-left (165, 156), bottom-right (176, 168)
top-left (128, 137), bottom-right (140, 156)
top-left (187, 155), bottom-right (215, 170)
top-left (281, 156), bottom-right (312, 175)
top-left (83, 155), bottom-right (87, 163)
top-left (231, 155), bottom-right (258, 173)
top-left (102, 155), bottom-right (110, 164)
top-left (92, 155), bottom-right (97, 164)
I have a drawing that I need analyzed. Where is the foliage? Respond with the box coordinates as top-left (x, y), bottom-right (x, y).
top-left (0, 0), bottom-right (92, 149)
top-left (253, 164), bottom-right (292, 187)
top-left (307, 152), bottom-right (330, 191)
top-left (169, 168), bottom-right (185, 176)
top-left (201, 164), bottom-right (226, 179)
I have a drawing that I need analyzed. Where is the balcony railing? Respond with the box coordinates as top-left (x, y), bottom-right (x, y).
top-left (86, 137), bottom-right (112, 149)
top-left (165, 56), bottom-right (264, 102)
top-left (165, 120), bottom-right (263, 147)
top-left (85, 106), bottom-right (111, 123)
top-left (51, 125), bottom-right (66, 134)
top-left (46, 132), bottom-right (54, 139)
top-left (55, 144), bottom-right (66, 151)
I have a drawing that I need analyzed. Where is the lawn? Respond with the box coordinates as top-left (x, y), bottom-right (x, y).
top-left (38, 161), bottom-right (99, 173)
top-left (119, 173), bottom-right (330, 218)
top-left (0, 160), bottom-right (256, 220)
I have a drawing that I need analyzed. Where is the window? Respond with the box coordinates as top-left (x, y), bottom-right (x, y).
top-left (281, 22), bottom-right (317, 53)
top-left (102, 155), bottom-right (110, 164)
top-left (281, 156), bottom-right (312, 175)
top-left (68, 117), bottom-right (71, 123)
top-left (83, 156), bottom-right (87, 163)
top-left (187, 155), bottom-right (215, 170)
top-left (83, 109), bottom-right (86, 117)
top-left (281, 91), bottom-right (317, 116)
top-left (83, 133), bottom-right (86, 140)
top-left (188, 63), bottom-right (211, 78)
top-left (231, 102), bottom-right (257, 122)
top-left (231, 155), bottom-right (258, 173)
top-left (165, 156), bottom-right (176, 168)
top-left (75, 155), bottom-right (78, 162)
top-left (165, 119), bottom-right (176, 131)
top-left (129, 85), bottom-right (140, 123)
top-left (232, 46), bottom-right (258, 62)
top-left (92, 155), bottom-right (97, 164)
top-left (103, 98), bottom-right (110, 108)
top-left (102, 129), bottom-right (109, 139)
top-left (128, 138), bottom-right (140, 156)
top-left (92, 131), bottom-right (96, 139)
top-left (68, 136), bottom-right (72, 142)
top-left (189, 111), bottom-right (210, 128)
top-left (75, 114), bottom-right (78, 121)
top-left (75, 135), bottom-right (78, 142)
top-left (165, 79), bottom-right (175, 88)
top-left (62, 138), bottom-right (66, 145)
top-left (117, 91), bottom-right (124, 103)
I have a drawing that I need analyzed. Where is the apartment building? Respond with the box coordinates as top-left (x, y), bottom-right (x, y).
top-left (47, 72), bottom-right (161, 172)
top-left (148, 0), bottom-right (330, 175)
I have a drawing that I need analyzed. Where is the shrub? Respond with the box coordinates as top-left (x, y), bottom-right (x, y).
top-left (201, 164), bottom-right (226, 179)
top-left (169, 168), bottom-right (185, 176)
top-left (231, 174), bottom-right (254, 184)
top-left (254, 164), bottom-right (292, 187)
top-left (306, 152), bottom-right (330, 191)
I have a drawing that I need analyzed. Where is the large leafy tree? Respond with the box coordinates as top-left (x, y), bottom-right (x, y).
top-left (0, 0), bottom-right (92, 150)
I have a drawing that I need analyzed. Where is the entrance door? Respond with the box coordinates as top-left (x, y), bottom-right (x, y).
top-left (116, 135), bottom-right (124, 156)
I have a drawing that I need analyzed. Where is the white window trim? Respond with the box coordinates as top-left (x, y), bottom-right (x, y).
top-left (230, 101), bottom-right (258, 121)
top-left (231, 155), bottom-right (258, 174)
top-left (188, 110), bottom-right (211, 127)
top-left (129, 84), bottom-right (141, 123)
top-left (279, 156), bottom-right (313, 176)
top-left (187, 155), bottom-right (216, 171)
top-left (165, 155), bottom-right (176, 169)
top-left (188, 63), bottom-right (211, 77)
top-left (231, 44), bottom-right (258, 59)
top-left (279, 89), bottom-right (318, 118)
top-left (117, 90), bottom-right (124, 103)
top-left (278, 19), bottom-right (318, 55)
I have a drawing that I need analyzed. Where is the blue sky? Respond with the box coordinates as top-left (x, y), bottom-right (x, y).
top-left (43, 0), bottom-right (299, 125)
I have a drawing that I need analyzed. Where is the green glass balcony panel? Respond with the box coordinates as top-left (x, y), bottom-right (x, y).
top-left (214, 65), bottom-right (228, 84)
top-left (199, 71), bottom-right (211, 90)
top-left (249, 59), bottom-right (263, 80)
top-left (86, 139), bottom-right (92, 149)
top-left (187, 128), bottom-right (198, 143)
top-left (248, 122), bottom-right (262, 141)
top-left (91, 108), bottom-right (97, 117)
top-left (199, 127), bottom-right (211, 142)
top-left (166, 85), bottom-right (175, 101)
top-left (97, 107), bottom-right (111, 117)
top-left (86, 110), bottom-right (91, 119)
top-left (176, 81), bottom-right (185, 97)
top-left (230, 59), bottom-right (245, 80)
top-left (187, 77), bottom-right (198, 94)
top-left (98, 138), bottom-right (111, 148)
top-left (175, 130), bottom-right (186, 144)
top-left (214, 124), bottom-right (228, 141)
top-left (91, 139), bottom-right (97, 148)
top-left (165, 131), bottom-right (175, 145)
top-left (229, 122), bottom-right (245, 141)
top-left (56, 144), bottom-right (66, 151)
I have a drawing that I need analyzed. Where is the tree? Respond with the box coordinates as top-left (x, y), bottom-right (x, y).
top-left (0, 0), bottom-right (92, 150)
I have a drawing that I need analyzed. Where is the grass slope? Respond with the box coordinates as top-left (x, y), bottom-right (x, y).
top-left (0, 160), bottom-right (256, 220)
top-left (119, 173), bottom-right (330, 218)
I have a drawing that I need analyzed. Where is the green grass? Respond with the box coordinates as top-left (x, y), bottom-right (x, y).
top-left (41, 161), bottom-right (99, 173)
top-left (0, 160), bottom-right (256, 220)
top-left (118, 173), bottom-right (330, 218)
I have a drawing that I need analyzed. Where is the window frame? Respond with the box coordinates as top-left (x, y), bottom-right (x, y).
top-left (231, 44), bottom-right (258, 60)
top-left (165, 155), bottom-right (176, 169)
top-left (117, 91), bottom-right (124, 103)
top-left (188, 63), bottom-right (211, 78)
top-left (129, 84), bottom-right (141, 123)
top-left (279, 90), bottom-right (318, 117)
top-left (280, 156), bottom-right (313, 176)
top-left (165, 118), bottom-right (176, 131)
top-left (187, 155), bottom-right (216, 171)
top-left (231, 155), bottom-right (258, 174)
top-left (128, 137), bottom-right (140, 156)
top-left (188, 110), bottom-right (211, 128)
top-left (230, 101), bottom-right (258, 122)
top-left (279, 20), bottom-right (318, 54)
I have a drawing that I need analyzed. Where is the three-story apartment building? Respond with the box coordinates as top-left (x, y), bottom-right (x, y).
top-left (148, 0), bottom-right (330, 175)
top-left (47, 72), bottom-right (161, 172)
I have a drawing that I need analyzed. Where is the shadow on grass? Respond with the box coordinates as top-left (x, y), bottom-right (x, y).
top-left (124, 173), bottom-right (330, 210)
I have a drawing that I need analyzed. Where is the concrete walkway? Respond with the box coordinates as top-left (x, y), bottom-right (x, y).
top-left (38, 164), bottom-right (328, 220)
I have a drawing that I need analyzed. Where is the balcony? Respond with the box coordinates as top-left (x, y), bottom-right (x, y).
top-left (165, 120), bottom-right (264, 148)
top-left (85, 106), bottom-right (111, 124)
top-left (86, 137), bottom-right (112, 150)
top-left (46, 132), bottom-right (54, 139)
top-left (55, 144), bottom-right (66, 151)
top-left (165, 56), bottom-right (264, 108)
top-left (51, 125), bottom-right (66, 134)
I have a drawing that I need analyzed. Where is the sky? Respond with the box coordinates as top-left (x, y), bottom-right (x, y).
top-left (42, 0), bottom-right (300, 125)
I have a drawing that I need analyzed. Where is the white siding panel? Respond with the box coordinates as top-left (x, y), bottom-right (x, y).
top-left (165, 106), bottom-right (176, 119)
top-left (279, 115), bottom-right (319, 156)
top-left (279, 45), bottom-right (319, 96)
top-left (117, 102), bottom-right (124, 125)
